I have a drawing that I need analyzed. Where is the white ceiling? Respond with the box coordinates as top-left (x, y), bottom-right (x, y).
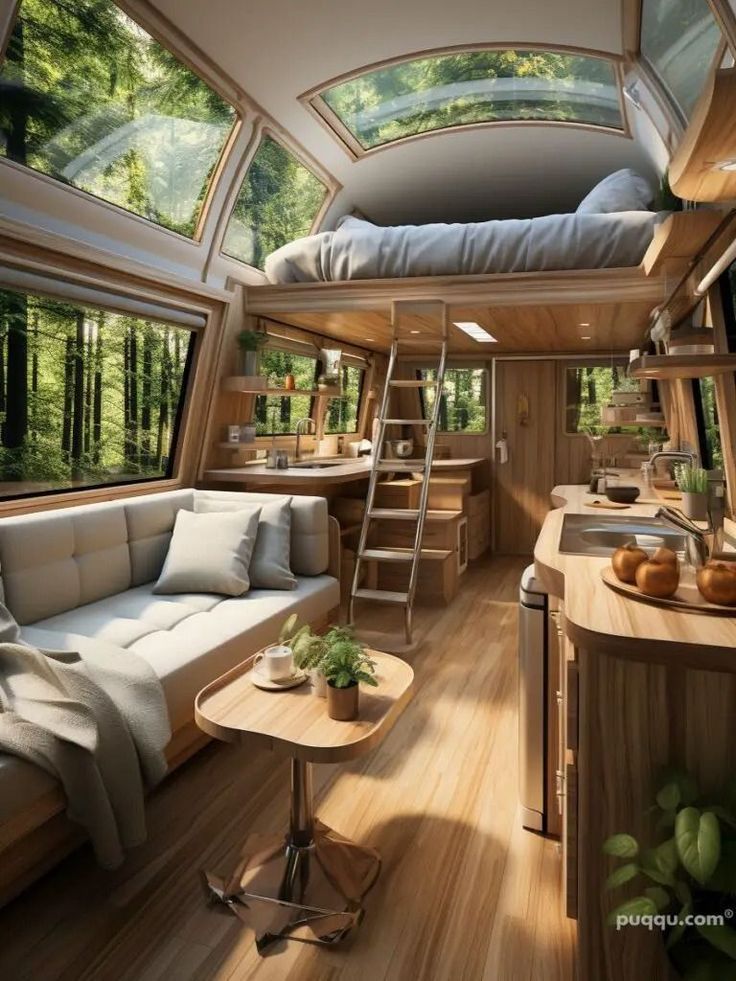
top-left (149, 0), bottom-right (664, 223)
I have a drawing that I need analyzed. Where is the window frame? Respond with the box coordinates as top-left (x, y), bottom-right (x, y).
top-left (219, 126), bottom-right (334, 271)
top-left (300, 42), bottom-right (631, 160)
top-left (416, 363), bottom-right (490, 436)
top-left (0, 280), bottom-right (199, 503)
top-left (562, 358), bottom-right (655, 437)
top-left (0, 0), bottom-right (242, 244)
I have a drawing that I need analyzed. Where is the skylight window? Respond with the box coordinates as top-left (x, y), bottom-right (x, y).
top-left (310, 48), bottom-right (623, 153)
top-left (453, 322), bottom-right (497, 343)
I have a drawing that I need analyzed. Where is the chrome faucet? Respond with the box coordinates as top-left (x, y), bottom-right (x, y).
top-left (655, 506), bottom-right (712, 566)
top-left (294, 416), bottom-right (317, 461)
top-left (648, 450), bottom-right (698, 478)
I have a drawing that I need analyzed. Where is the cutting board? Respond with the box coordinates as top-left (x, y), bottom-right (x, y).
top-left (585, 500), bottom-right (631, 510)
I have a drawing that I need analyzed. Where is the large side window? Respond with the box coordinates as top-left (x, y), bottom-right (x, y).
top-left (640, 0), bottom-right (722, 118)
top-left (0, 286), bottom-right (194, 498)
top-left (564, 364), bottom-right (664, 439)
top-left (417, 366), bottom-right (487, 433)
top-left (222, 135), bottom-right (327, 270)
top-left (0, 0), bottom-right (236, 236)
top-left (254, 349), bottom-right (317, 435)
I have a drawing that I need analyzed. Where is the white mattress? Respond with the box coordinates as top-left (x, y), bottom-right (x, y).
top-left (264, 212), bottom-right (667, 284)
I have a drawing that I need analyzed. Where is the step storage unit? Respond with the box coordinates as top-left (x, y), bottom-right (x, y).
top-left (373, 478), bottom-right (422, 510)
top-left (422, 472), bottom-right (471, 510)
top-left (467, 490), bottom-right (491, 560)
top-left (375, 548), bottom-right (459, 604)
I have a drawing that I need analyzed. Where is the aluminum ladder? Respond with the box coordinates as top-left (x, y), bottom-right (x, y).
top-left (348, 301), bottom-right (449, 645)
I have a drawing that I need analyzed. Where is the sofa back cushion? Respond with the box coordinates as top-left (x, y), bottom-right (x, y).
top-left (0, 503), bottom-right (132, 624)
top-left (0, 488), bottom-right (329, 625)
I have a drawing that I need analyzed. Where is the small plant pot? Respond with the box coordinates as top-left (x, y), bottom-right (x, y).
top-left (239, 349), bottom-right (260, 376)
top-left (310, 668), bottom-right (327, 698)
top-left (326, 681), bottom-right (358, 721)
top-left (681, 492), bottom-right (708, 521)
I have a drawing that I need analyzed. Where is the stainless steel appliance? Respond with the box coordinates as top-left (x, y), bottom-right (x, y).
top-left (518, 564), bottom-right (548, 832)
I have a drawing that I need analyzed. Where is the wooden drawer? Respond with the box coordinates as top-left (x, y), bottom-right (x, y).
top-left (373, 478), bottom-right (422, 510)
top-left (424, 475), bottom-right (471, 510)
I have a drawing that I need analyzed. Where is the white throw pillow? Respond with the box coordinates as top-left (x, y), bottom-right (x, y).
top-left (576, 169), bottom-right (653, 215)
top-left (153, 507), bottom-right (261, 596)
top-left (194, 498), bottom-right (297, 590)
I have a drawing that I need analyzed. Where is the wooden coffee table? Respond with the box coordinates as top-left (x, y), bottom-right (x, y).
top-left (194, 648), bottom-right (414, 952)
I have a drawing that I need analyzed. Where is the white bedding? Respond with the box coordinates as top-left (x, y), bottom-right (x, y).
top-left (264, 212), bottom-right (667, 284)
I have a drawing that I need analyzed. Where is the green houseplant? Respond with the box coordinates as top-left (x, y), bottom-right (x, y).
top-left (604, 768), bottom-right (736, 981)
top-left (320, 626), bottom-right (378, 721)
top-left (674, 464), bottom-right (709, 522)
top-left (237, 329), bottom-right (267, 376)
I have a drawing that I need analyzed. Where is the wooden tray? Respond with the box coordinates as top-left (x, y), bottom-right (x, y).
top-left (601, 566), bottom-right (736, 616)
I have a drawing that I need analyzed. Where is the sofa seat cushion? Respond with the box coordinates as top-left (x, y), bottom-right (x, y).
top-left (21, 575), bottom-right (340, 732)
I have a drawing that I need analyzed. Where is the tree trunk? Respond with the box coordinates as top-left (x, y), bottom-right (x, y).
top-left (129, 325), bottom-right (138, 465)
top-left (70, 311), bottom-right (85, 471)
top-left (4, 291), bottom-right (28, 449)
top-left (123, 331), bottom-right (130, 461)
top-left (141, 325), bottom-right (153, 467)
top-left (93, 316), bottom-right (103, 465)
top-left (62, 335), bottom-right (74, 459)
top-left (30, 310), bottom-right (38, 441)
top-left (84, 324), bottom-right (93, 455)
top-left (6, 19), bottom-right (28, 167)
top-left (0, 332), bottom-right (6, 417)
top-left (155, 329), bottom-right (170, 466)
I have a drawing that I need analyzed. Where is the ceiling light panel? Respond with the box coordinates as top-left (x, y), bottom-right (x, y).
top-left (453, 321), bottom-right (497, 343)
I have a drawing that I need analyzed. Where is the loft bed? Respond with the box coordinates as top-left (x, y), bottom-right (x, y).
top-left (245, 210), bottom-right (727, 356)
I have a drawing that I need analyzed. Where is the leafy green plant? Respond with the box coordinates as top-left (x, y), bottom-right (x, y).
top-left (278, 614), bottom-right (325, 671)
top-left (604, 769), bottom-right (736, 981)
top-left (674, 464), bottom-right (709, 495)
top-left (320, 626), bottom-right (378, 690)
top-left (237, 329), bottom-right (268, 352)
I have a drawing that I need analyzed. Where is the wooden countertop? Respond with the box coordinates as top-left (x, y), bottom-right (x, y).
top-left (534, 473), bottom-right (736, 670)
top-left (204, 457), bottom-right (485, 486)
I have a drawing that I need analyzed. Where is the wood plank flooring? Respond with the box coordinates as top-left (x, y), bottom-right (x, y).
top-left (0, 557), bottom-right (575, 981)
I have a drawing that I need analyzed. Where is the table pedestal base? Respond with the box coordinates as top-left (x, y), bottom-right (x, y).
top-left (204, 761), bottom-right (380, 953)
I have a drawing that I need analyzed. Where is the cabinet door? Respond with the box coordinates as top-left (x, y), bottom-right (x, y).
top-left (560, 618), bottom-right (579, 920)
top-left (546, 608), bottom-right (563, 837)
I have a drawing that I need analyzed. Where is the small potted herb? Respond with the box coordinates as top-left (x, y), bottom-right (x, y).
top-left (279, 614), bottom-right (327, 695)
top-left (320, 626), bottom-right (378, 721)
top-left (674, 464), bottom-right (709, 521)
top-left (237, 329), bottom-right (267, 376)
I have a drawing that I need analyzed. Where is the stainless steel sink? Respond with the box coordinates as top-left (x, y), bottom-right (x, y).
top-left (559, 513), bottom-right (687, 557)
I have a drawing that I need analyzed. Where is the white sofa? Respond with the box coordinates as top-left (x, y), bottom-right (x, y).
top-left (0, 488), bottom-right (340, 901)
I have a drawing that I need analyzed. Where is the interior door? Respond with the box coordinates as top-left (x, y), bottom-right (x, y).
top-left (494, 360), bottom-right (557, 555)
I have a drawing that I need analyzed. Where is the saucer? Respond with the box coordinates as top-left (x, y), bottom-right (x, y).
top-left (250, 667), bottom-right (308, 691)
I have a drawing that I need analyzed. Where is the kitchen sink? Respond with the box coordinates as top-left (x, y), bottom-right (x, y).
top-left (559, 513), bottom-right (687, 557)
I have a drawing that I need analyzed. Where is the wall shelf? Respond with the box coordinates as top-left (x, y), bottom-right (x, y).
top-left (222, 377), bottom-right (341, 397)
top-left (629, 354), bottom-right (736, 380)
top-left (216, 442), bottom-right (258, 451)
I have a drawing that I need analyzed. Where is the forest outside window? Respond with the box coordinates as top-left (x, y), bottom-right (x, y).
top-left (640, 0), bottom-right (722, 118)
top-left (324, 365), bottom-right (364, 434)
top-left (255, 349), bottom-right (317, 436)
top-left (315, 48), bottom-right (622, 152)
top-left (0, 0), bottom-right (236, 236)
top-left (565, 364), bottom-right (660, 437)
top-left (222, 136), bottom-right (327, 270)
top-left (418, 367), bottom-right (487, 433)
top-left (0, 286), bottom-right (194, 498)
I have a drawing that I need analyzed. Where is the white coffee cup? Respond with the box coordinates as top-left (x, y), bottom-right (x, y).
top-left (254, 644), bottom-right (294, 681)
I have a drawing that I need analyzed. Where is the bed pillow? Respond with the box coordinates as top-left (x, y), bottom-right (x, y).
top-left (194, 498), bottom-right (297, 590)
top-left (153, 507), bottom-right (261, 596)
top-left (576, 169), bottom-right (653, 215)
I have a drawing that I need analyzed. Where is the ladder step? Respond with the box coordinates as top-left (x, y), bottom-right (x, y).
top-left (382, 418), bottom-right (430, 426)
top-left (353, 588), bottom-right (409, 604)
top-left (389, 380), bottom-right (438, 388)
top-left (360, 547), bottom-right (451, 562)
top-left (375, 461), bottom-right (426, 473)
top-left (369, 508), bottom-right (420, 520)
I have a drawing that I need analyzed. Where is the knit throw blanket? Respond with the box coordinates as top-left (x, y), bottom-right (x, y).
top-left (0, 607), bottom-right (171, 869)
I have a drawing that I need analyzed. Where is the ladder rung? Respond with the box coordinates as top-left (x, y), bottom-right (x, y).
top-left (389, 380), bottom-right (438, 388)
top-left (360, 547), bottom-right (451, 562)
top-left (369, 508), bottom-right (420, 520)
top-left (353, 588), bottom-right (409, 604)
top-left (375, 461), bottom-right (426, 473)
top-left (382, 418), bottom-right (430, 425)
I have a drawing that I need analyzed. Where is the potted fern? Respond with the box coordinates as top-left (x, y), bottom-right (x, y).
top-left (320, 626), bottom-right (378, 721)
top-left (237, 328), bottom-right (267, 376)
top-left (674, 464), bottom-right (709, 521)
top-left (604, 768), bottom-right (736, 981)
top-left (279, 615), bottom-right (327, 695)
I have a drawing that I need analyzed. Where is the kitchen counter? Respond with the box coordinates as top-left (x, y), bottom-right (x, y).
top-left (204, 456), bottom-right (486, 487)
top-left (534, 472), bottom-right (736, 670)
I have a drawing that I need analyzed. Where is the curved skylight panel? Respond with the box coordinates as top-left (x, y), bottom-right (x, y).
top-left (222, 135), bottom-right (327, 270)
top-left (0, 0), bottom-right (236, 237)
top-left (317, 49), bottom-right (623, 151)
top-left (640, 0), bottom-right (722, 118)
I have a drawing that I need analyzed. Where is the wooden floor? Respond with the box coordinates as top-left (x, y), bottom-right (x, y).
top-left (0, 557), bottom-right (575, 981)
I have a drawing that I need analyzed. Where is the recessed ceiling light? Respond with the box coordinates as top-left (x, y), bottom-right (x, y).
top-left (579, 322), bottom-right (591, 327)
top-left (365, 336), bottom-right (375, 341)
top-left (410, 330), bottom-right (421, 334)
top-left (580, 335), bottom-right (592, 340)
top-left (452, 321), bottom-right (497, 343)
